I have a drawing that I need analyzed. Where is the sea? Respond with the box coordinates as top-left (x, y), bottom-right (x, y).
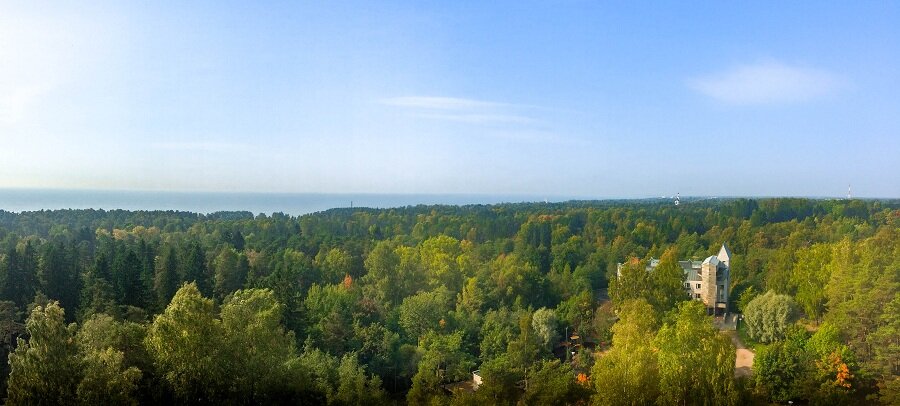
top-left (0, 189), bottom-right (571, 216)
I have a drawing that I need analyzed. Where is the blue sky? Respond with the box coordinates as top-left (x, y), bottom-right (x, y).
top-left (1, 1), bottom-right (898, 197)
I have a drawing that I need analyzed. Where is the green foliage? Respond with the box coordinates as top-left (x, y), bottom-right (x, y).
top-left (790, 243), bottom-right (832, 321)
top-left (0, 198), bottom-right (895, 402)
top-left (407, 331), bottom-right (476, 404)
top-left (609, 258), bottom-right (651, 307)
top-left (736, 285), bottom-right (758, 313)
top-left (398, 287), bottom-right (452, 342)
top-left (303, 282), bottom-right (357, 353)
top-left (650, 248), bottom-right (689, 312)
top-left (654, 301), bottom-right (737, 405)
top-left (7, 302), bottom-right (80, 405)
top-left (521, 359), bottom-right (589, 405)
top-left (591, 299), bottom-right (660, 405)
top-left (292, 347), bottom-right (387, 405)
top-left (743, 290), bottom-right (799, 343)
top-left (220, 288), bottom-right (297, 401)
top-left (316, 247), bottom-right (353, 285)
top-left (753, 327), bottom-right (811, 402)
top-left (76, 348), bottom-right (142, 406)
top-left (531, 307), bottom-right (559, 350)
top-left (213, 247), bottom-right (248, 299)
top-left (153, 246), bottom-right (180, 310)
top-left (1, 243), bottom-right (38, 307)
top-left (145, 283), bottom-right (225, 401)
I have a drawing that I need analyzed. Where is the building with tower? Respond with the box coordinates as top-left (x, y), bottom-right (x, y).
top-left (617, 244), bottom-right (731, 315)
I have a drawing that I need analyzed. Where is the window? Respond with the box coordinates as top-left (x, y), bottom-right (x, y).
top-left (694, 293), bottom-right (701, 299)
top-left (696, 283), bottom-right (701, 289)
top-left (685, 283), bottom-right (690, 288)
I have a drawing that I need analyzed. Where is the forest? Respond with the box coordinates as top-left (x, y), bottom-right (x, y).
top-left (0, 198), bottom-right (896, 405)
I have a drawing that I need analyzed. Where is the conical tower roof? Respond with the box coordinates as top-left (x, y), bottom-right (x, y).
top-left (717, 243), bottom-right (731, 266)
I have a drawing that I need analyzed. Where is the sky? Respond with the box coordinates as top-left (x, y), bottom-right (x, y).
top-left (1, 1), bottom-right (898, 198)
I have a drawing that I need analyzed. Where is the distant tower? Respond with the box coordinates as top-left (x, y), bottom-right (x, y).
top-left (847, 185), bottom-right (851, 200)
top-left (674, 193), bottom-right (680, 206)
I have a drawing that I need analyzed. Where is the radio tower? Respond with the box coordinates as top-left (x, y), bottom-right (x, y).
top-left (847, 184), bottom-right (851, 200)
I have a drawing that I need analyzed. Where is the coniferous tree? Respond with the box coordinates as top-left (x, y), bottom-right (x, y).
top-left (154, 246), bottom-right (180, 310)
top-left (80, 254), bottom-right (119, 320)
top-left (113, 249), bottom-right (144, 308)
top-left (2, 243), bottom-right (38, 308)
top-left (39, 243), bottom-right (80, 321)
top-left (181, 242), bottom-right (211, 296)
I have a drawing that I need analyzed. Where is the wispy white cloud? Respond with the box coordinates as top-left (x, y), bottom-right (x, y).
top-left (151, 141), bottom-right (251, 152)
top-left (379, 96), bottom-right (506, 110)
top-left (413, 112), bottom-right (537, 125)
top-left (688, 61), bottom-right (844, 104)
top-left (380, 95), bottom-right (541, 125)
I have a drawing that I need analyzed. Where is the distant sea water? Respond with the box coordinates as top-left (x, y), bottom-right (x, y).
top-left (0, 189), bottom-right (568, 216)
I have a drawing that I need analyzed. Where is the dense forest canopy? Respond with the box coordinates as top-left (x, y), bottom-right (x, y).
top-left (0, 198), bottom-right (896, 404)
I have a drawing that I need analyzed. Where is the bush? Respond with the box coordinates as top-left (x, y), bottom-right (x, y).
top-left (743, 290), bottom-right (798, 343)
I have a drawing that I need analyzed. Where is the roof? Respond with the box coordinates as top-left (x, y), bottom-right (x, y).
top-left (685, 267), bottom-right (701, 281)
top-left (702, 255), bottom-right (720, 266)
top-left (678, 260), bottom-right (702, 281)
top-left (717, 244), bottom-right (732, 263)
top-left (443, 380), bottom-right (478, 394)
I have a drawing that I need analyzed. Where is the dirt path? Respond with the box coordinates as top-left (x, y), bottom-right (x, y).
top-left (725, 331), bottom-right (754, 378)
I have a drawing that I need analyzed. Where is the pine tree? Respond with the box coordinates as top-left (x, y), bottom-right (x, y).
top-left (154, 246), bottom-right (180, 309)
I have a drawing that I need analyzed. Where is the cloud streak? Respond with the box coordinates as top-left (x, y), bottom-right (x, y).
top-left (380, 96), bottom-right (507, 110)
top-left (379, 95), bottom-right (539, 125)
top-left (151, 141), bottom-right (251, 152)
top-left (688, 62), bottom-right (843, 104)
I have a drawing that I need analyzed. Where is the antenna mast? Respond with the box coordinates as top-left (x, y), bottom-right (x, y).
top-left (847, 185), bottom-right (851, 200)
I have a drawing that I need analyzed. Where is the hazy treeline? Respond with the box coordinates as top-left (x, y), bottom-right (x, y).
top-left (0, 198), bottom-right (896, 404)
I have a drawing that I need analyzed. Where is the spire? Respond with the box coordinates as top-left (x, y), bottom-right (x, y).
top-left (717, 244), bottom-right (731, 267)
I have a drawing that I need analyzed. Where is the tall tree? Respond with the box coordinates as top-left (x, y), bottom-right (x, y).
top-left (753, 327), bottom-right (811, 403)
top-left (112, 249), bottom-right (144, 308)
top-left (145, 283), bottom-right (225, 401)
top-left (407, 331), bottom-right (476, 404)
top-left (213, 247), bottom-right (248, 299)
top-left (39, 243), bottom-right (79, 319)
top-left (181, 242), bottom-right (211, 296)
top-left (220, 288), bottom-right (296, 401)
top-left (79, 254), bottom-right (119, 320)
top-left (2, 243), bottom-right (38, 307)
top-left (591, 299), bottom-right (660, 405)
top-left (154, 246), bottom-right (180, 309)
top-left (790, 243), bottom-right (832, 322)
top-left (531, 307), bottom-right (559, 350)
top-left (650, 247), bottom-right (688, 312)
top-left (76, 348), bottom-right (141, 406)
top-left (654, 300), bottom-right (738, 405)
top-left (398, 287), bottom-right (452, 342)
top-left (609, 258), bottom-right (651, 307)
top-left (6, 302), bottom-right (79, 405)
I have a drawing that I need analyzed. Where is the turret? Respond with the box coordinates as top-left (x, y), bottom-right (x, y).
top-left (700, 256), bottom-right (719, 310)
top-left (717, 244), bottom-right (731, 267)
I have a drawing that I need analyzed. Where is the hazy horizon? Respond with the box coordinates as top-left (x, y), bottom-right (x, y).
top-left (1, 188), bottom-right (894, 217)
top-left (2, 2), bottom-right (898, 198)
